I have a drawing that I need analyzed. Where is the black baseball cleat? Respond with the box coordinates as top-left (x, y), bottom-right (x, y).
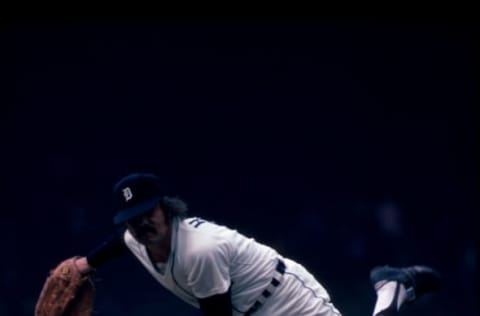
top-left (370, 265), bottom-right (441, 303)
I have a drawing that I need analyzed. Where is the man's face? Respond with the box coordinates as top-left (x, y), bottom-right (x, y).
top-left (126, 204), bottom-right (170, 246)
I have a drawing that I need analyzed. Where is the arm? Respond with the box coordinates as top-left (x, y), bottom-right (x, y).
top-left (198, 288), bottom-right (232, 316)
top-left (36, 231), bottom-right (129, 315)
top-left (75, 230), bottom-right (129, 273)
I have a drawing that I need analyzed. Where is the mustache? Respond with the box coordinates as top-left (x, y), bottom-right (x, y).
top-left (136, 226), bottom-right (156, 235)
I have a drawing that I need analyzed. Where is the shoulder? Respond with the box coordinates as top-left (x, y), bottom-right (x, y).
top-left (179, 217), bottom-right (234, 238)
top-left (177, 217), bottom-right (233, 260)
top-left (123, 229), bottom-right (136, 246)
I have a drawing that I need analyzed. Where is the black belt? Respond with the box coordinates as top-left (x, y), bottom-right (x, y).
top-left (245, 259), bottom-right (286, 315)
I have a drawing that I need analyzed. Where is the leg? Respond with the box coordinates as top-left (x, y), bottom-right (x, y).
top-left (370, 265), bottom-right (441, 316)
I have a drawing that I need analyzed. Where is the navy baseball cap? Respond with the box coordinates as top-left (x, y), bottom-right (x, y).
top-left (112, 173), bottom-right (164, 225)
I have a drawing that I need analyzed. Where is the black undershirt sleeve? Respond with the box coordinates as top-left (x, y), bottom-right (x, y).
top-left (198, 287), bottom-right (233, 316)
top-left (86, 230), bottom-right (129, 268)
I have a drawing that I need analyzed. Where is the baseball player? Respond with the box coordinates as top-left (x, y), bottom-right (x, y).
top-left (37, 173), bottom-right (441, 316)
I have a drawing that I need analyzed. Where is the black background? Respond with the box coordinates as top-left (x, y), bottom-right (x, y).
top-left (2, 18), bottom-right (478, 315)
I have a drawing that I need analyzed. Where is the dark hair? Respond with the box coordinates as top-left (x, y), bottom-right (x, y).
top-left (159, 196), bottom-right (188, 222)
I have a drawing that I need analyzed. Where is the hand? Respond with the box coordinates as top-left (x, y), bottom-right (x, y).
top-left (35, 256), bottom-right (96, 316)
top-left (74, 256), bottom-right (95, 275)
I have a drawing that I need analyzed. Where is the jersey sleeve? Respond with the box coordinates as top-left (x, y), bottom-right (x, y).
top-left (186, 241), bottom-right (231, 299)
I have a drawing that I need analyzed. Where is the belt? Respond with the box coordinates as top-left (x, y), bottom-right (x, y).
top-left (245, 259), bottom-right (286, 315)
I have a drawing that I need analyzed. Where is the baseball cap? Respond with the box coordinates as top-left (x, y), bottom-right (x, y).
top-left (112, 173), bottom-right (164, 225)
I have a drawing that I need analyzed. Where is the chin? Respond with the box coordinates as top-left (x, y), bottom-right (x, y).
top-left (136, 237), bottom-right (149, 245)
top-left (143, 233), bottom-right (158, 242)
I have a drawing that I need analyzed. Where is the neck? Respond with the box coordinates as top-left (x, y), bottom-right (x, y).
top-left (147, 245), bottom-right (170, 263)
top-left (146, 225), bottom-right (172, 263)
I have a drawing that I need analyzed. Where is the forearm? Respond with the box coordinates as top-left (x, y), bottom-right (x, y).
top-left (81, 231), bottom-right (129, 271)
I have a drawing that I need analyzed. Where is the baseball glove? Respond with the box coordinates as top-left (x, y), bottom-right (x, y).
top-left (35, 256), bottom-right (96, 316)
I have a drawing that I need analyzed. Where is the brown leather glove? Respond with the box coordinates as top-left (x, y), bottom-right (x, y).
top-left (35, 256), bottom-right (96, 316)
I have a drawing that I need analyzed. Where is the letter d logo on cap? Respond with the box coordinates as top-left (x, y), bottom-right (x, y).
top-left (122, 187), bottom-right (133, 201)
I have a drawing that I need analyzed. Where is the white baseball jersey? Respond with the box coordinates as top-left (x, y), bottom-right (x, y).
top-left (124, 217), bottom-right (341, 316)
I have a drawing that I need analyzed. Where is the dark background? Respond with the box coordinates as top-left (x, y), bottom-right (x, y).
top-left (2, 18), bottom-right (478, 315)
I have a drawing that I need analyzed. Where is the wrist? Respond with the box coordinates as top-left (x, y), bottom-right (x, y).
top-left (74, 257), bottom-right (94, 274)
